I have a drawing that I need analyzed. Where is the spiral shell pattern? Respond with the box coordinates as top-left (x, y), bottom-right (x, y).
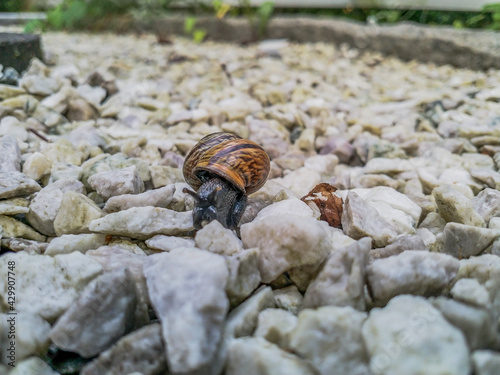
top-left (183, 132), bottom-right (270, 195)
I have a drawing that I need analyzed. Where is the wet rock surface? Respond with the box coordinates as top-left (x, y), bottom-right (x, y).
top-left (0, 27), bottom-right (500, 374)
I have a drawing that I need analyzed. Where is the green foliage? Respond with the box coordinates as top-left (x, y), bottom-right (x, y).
top-left (184, 16), bottom-right (206, 43)
top-left (0, 0), bottom-right (26, 12)
top-left (184, 15), bottom-right (197, 34)
top-left (256, 1), bottom-right (275, 37)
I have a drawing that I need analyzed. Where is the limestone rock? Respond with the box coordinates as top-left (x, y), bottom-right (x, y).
top-left (341, 191), bottom-right (397, 247)
top-left (433, 185), bottom-right (486, 227)
top-left (302, 237), bottom-right (370, 310)
top-left (195, 220), bottom-right (243, 256)
top-left (0, 197), bottom-right (29, 216)
top-left (0, 252), bottom-right (103, 322)
top-left (103, 184), bottom-right (175, 213)
top-left (290, 306), bottom-right (370, 375)
top-left (362, 295), bottom-right (470, 375)
top-left (45, 233), bottom-right (107, 255)
top-left (442, 222), bottom-right (500, 258)
top-left (89, 206), bottom-right (194, 239)
top-left (144, 249), bottom-right (228, 374)
top-left (254, 308), bottom-right (298, 349)
top-left (80, 323), bottom-right (168, 375)
top-left (10, 357), bottom-right (60, 375)
top-left (53, 191), bottom-right (103, 236)
top-left (226, 337), bottom-right (316, 375)
top-left (26, 178), bottom-right (86, 236)
top-left (241, 206), bottom-right (331, 283)
top-left (225, 247), bottom-right (261, 306)
top-left (367, 250), bottom-right (459, 304)
top-left (50, 268), bottom-right (137, 357)
top-left (0, 215), bottom-right (46, 242)
top-left (473, 188), bottom-right (500, 224)
top-left (145, 234), bottom-right (196, 252)
top-left (273, 285), bottom-right (303, 315)
top-left (0, 171), bottom-right (41, 199)
top-left (88, 165), bottom-right (144, 200)
top-left (450, 278), bottom-right (491, 308)
top-left (0, 136), bottom-right (21, 172)
top-left (472, 350), bottom-right (500, 375)
top-left (22, 152), bottom-right (51, 181)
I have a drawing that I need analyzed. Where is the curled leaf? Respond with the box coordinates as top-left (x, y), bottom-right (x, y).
top-left (301, 183), bottom-right (343, 229)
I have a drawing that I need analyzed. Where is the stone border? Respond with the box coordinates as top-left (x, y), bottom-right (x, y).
top-left (0, 33), bottom-right (43, 73)
top-left (151, 15), bottom-right (500, 71)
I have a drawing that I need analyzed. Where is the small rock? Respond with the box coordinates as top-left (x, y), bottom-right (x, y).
top-left (0, 135), bottom-right (21, 172)
top-left (144, 248), bottom-right (229, 374)
top-left (80, 323), bottom-right (168, 375)
top-left (0, 215), bottom-right (46, 242)
top-left (0, 252), bottom-right (103, 322)
top-left (273, 285), bottom-right (303, 315)
top-left (0, 197), bottom-right (29, 216)
top-left (241, 206), bottom-right (332, 283)
top-left (22, 152), bottom-right (51, 181)
top-left (473, 188), bottom-right (500, 224)
top-left (0, 83), bottom-right (25, 100)
top-left (362, 295), bottom-right (470, 375)
top-left (195, 220), bottom-right (243, 256)
top-left (472, 350), bottom-right (500, 375)
top-left (370, 234), bottom-right (427, 259)
top-left (430, 297), bottom-right (500, 351)
top-left (302, 237), bottom-right (370, 310)
top-left (50, 268), bottom-right (137, 358)
top-left (42, 138), bottom-right (84, 167)
top-left (254, 308), bottom-right (297, 349)
top-left (53, 191), bottom-right (103, 236)
top-left (341, 191), bottom-right (397, 247)
top-left (66, 98), bottom-right (99, 121)
top-left (145, 234), bottom-right (195, 252)
top-left (442, 222), bottom-right (500, 258)
top-left (290, 306), bottom-right (370, 375)
top-left (103, 184), bottom-right (175, 213)
top-left (0, 312), bottom-right (51, 363)
top-left (21, 75), bottom-right (60, 96)
top-left (0, 171), bottom-right (41, 199)
top-left (225, 247), bottom-right (261, 306)
top-left (26, 178), bottom-right (86, 236)
top-left (89, 206), bottom-right (194, 239)
top-left (88, 165), bottom-right (144, 200)
top-left (274, 167), bottom-right (321, 197)
top-left (433, 185), bottom-right (486, 227)
top-left (367, 250), bottom-right (459, 304)
top-left (45, 233), bottom-right (107, 255)
top-left (451, 278), bottom-right (491, 308)
top-left (226, 337), bottom-right (316, 375)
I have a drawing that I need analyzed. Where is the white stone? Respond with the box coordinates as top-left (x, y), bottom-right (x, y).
top-left (89, 206), bottom-right (194, 239)
top-left (45, 233), bottom-right (108, 255)
top-left (362, 295), bottom-right (470, 375)
top-left (0, 197), bottom-right (29, 216)
top-left (0, 171), bottom-right (41, 200)
top-left (472, 350), bottom-right (500, 375)
top-left (22, 152), bottom-right (51, 181)
top-left (303, 154), bottom-right (338, 177)
top-left (451, 278), bottom-right (491, 308)
top-left (473, 188), bottom-right (500, 224)
top-left (433, 185), bottom-right (485, 227)
top-left (341, 191), bottom-right (397, 247)
top-left (290, 306), bottom-right (370, 375)
top-left (254, 308), bottom-right (298, 349)
top-left (53, 191), bottom-right (103, 236)
top-left (250, 198), bottom-right (315, 222)
top-left (241, 210), bottom-right (332, 283)
top-left (226, 337), bottom-right (316, 375)
top-left (225, 248), bottom-right (261, 306)
top-left (21, 75), bottom-right (60, 96)
top-left (0, 312), bottom-right (51, 363)
top-left (50, 268), bottom-right (137, 358)
top-left (367, 250), bottom-right (459, 304)
top-left (88, 165), bottom-right (144, 200)
top-left (0, 136), bottom-right (21, 172)
top-left (26, 178), bottom-right (86, 236)
top-left (0, 252), bottom-right (103, 322)
top-left (103, 184), bottom-right (175, 213)
top-left (273, 285), bottom-right (303, 315)
top-left (195, 220), bottom-right (243, 256)
top-left (274, 167), bottom-right (321, 197)
top-left (0, 215), bottom-right (46, 242)
top-left (302, 237), bottom-right (370, 310)
top-left (10, 357), bottom-right (59, 375)
top-left (144, 249), bottom-right (229, 374)
top-left (442, 222), bottom-right (500, 258)
top-left (145, 234), bottom-right (196, 252)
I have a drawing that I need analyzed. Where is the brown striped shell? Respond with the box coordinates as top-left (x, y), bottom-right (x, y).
top-left (183, 132), bottom-right (270, 195)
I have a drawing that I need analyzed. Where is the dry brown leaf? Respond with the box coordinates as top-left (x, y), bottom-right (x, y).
top-left (301, 183), bottom-right (343, 229)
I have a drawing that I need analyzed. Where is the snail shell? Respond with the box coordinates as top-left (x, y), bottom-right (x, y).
top-left (183, 132), bottom-right (270, 195)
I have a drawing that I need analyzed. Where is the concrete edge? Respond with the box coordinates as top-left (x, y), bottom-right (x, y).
top-left (148, 15), bottom-right (500, 71)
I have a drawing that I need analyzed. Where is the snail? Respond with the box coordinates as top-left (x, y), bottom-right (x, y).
top-left (182, 132), bottom-right (270, 230)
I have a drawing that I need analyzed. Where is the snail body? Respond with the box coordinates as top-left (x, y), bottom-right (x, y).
top-left (183, 132), bottom-right (270, 230)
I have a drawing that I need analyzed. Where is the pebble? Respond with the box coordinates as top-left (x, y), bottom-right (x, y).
top-left (225, 247), bottom-right (261, 306)
top-left (362, 295), bottom-right (470, 375)
top-left (273, 285), bottom-right (304, 315)
top-left (144, 248), bottom-right (229, 374)
top-left (290, 306), bottom-right (370, 375)
top-left (88, 165), bottom-right (144, 200)
top-left (0, 215), bottom-right (46, 242)
top-left (433, 185), bottom-right (486, 227)
top-left (53, 191), bottom-right (103, 236)
top-left (254, 308), bottom-right (297, 348)
top-left (367, 250), bottom-right (459, 304)
top-left (450, 278), bottom-right (491, 308)
top-left (0, 171), bottom-right (41, 199)
top-left (103, 184), bottom-right (175, 213)
top-left (195, 220), bottom-right (243, 256)
top-left (0, 197), bottom-right (29, 215)
top-left (472, 350), bottom-right (500, 375)
top-left (0, 135), bottom-right (21, 172)
top-left (441, 222), bottom-right (500, 258)
top-left (145, 234), bottom-right (195, 252)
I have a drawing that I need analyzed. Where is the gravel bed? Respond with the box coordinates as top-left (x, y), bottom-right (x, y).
top-left (0, 29), bottom-right (500, 375)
